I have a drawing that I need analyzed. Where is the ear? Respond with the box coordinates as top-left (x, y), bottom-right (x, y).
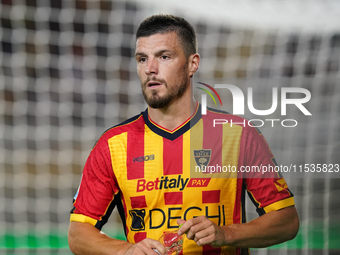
top-left (188, 53), bottom-right (200, 77)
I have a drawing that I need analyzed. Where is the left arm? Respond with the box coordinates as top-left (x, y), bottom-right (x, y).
top-left (177, 205), bottom-right (299, 248)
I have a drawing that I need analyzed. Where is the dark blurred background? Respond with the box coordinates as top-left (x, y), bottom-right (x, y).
top-left (1, 0), bottom-right (339, 254)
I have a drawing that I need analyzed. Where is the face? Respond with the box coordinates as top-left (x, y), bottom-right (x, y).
top-left (135, 32), bottom-right (192, 108)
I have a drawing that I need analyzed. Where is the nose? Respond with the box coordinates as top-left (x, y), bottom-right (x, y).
top-left (145, 57), bottom-right (158, 76)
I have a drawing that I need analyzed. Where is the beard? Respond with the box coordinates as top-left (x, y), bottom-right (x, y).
top-left (141, 68), bottom-right (189, 109)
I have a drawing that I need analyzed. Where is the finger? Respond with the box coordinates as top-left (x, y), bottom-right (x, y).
top-left (177, 219), bottom-right (186, 225)
top-left (177, 220), bottom-right (189, 236)
top-left (185, 217), bottom-right (212, 239)
top-left (177, 220), bottom-right (191, 236)
top-left (181, 220), bottom-right (198, 239)
top-left (193, 227), bottom-right (210, 243)
top-left (188, 215), bottom-right (207, 225)
top-left (150, 240), bottom-right (166, 255)
top-left (152, 248), bottom-right (162, 255)
top-left (195, 225), bottom-right (225, 247)
top-left (136, 238), bottom-right (166, 255)
top-left (192, 220), bottom-right (219, 243)
top-left (195, 234), bottom-right (214, 246)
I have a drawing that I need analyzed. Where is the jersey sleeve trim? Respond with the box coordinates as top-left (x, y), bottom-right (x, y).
top-left (70, 213), bottom-right (97, 226)
top-left (263, 197), bottom-right (295, 213)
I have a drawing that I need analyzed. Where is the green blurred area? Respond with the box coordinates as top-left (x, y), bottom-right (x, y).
top-left (0, 230), bottom-right (125, 250)
top-left (1, 222), bottom-right (339, 251)
top-left (269, 222), bottom-right (340, 250)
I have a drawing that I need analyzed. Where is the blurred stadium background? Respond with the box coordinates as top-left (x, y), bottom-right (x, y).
top-left (1, 0), bottom-right (340, 254)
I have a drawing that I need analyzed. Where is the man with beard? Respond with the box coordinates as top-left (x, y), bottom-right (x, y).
top-left (68, 15), bottom-right (299, 255)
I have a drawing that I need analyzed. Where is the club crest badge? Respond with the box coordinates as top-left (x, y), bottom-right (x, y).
top-left (194, 149), bottom-right (212, 170)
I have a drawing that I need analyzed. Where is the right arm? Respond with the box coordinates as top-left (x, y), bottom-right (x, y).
top-left (69, 134), bottom-right (166, 255)
top-left (68, 221), bottom-right (166, 255)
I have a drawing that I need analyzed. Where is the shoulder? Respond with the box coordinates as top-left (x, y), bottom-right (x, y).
top-left (204, 107), bottom-right (255, 128)
top-left (204, 107), bottom-right (248, 122)
top-left (94, 111), bottom-right (145, 148)
top-left (106, 112), bottom-right (145, 133)
top-left (203, 106), bottom-right (263, 137)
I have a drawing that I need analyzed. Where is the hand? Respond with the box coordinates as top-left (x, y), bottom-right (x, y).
top-left (177, 216), bottom-right (226, 247)
top-left (124, 238), bottom-right (166, 255)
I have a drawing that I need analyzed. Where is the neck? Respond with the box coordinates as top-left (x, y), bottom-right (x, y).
top-left (148, 89), bottom-right (197, 131)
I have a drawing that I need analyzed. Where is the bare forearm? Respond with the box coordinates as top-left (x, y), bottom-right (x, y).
top-left (223, 206), bottom-right (299, 248)
top-left (68, 222), bottom-right (132, 255)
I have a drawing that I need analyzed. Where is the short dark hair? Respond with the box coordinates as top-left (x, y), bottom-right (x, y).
top-left (136, 14), bottom-right (197, 57)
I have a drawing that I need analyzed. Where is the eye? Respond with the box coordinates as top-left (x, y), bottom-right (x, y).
top-left (139, 57), bottom-right (147, 63)
top-left (161, 55), bottom-right (170, 60)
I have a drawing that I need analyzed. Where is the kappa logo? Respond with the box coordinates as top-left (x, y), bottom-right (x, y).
top-left (129, 209), bottom-right (146, 231)
top-left (133, 154), bottom-right (155, 163)
top-left (194, 149), bottom-right (212, 169)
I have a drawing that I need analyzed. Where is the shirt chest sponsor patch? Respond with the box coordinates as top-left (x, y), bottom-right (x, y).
top-left (136, 175), bottom-right (211, 192)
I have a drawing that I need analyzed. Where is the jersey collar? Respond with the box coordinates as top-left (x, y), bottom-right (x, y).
top-left (143, 103), bottom-right (202, 140)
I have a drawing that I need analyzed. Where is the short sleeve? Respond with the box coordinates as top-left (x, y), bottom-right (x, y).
top-left (70, 135), bottom-right (119, 229)
top-left (239, 125), bottom-right (295, 216)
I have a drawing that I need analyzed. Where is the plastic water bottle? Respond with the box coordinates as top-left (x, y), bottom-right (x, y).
top-left (153, 226), bottom-right (184, 255)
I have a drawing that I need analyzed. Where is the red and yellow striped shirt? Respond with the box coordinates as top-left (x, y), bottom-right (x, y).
top-left (70, 103), bottom-right (294, 255)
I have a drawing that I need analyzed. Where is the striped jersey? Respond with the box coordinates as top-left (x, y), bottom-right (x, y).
top-left (70, 103), bottom-right (294, 255)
